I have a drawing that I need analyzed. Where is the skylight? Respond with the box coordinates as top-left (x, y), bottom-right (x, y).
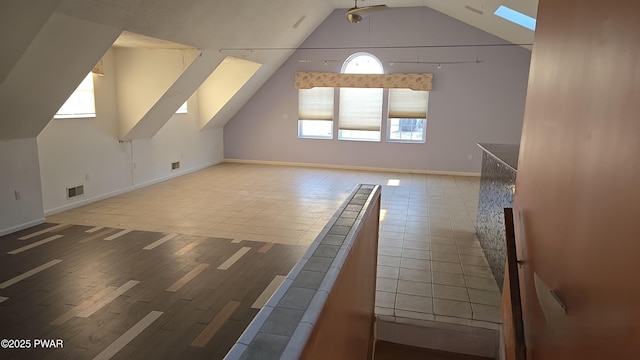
top-left (494, 5), bottom-right (536, 31)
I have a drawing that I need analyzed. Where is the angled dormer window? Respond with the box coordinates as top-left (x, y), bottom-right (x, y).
top-left (176, 101), bottom-right (188, 114)
top-left (54, 73), bottom-right (96, 119)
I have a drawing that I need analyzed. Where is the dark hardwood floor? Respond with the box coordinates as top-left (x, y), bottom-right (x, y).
top-left (0, 223), bottom-right (304, 359)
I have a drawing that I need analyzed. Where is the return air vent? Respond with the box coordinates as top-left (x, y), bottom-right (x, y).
top-left (67, 185), bottom-right (84, 199)
top-left (171, 161), bottom-right (180, 170)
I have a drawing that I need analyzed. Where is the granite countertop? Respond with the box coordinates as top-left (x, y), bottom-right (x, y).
top-left (478, 143), bottom-right (520, 171)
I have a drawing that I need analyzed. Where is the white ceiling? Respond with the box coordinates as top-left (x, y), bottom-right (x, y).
top-left (113, 31), bottom-right (195, 49)
top-left (61, 0), bottom-right (538, 52)
top-left (330, 0), bottom-right (538, 47)
top-left (52, 0), bottom-right (538, 130)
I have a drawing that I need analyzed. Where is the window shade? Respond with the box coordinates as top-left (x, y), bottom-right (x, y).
top-left (339, 87), bottom-right (383, 131)
top-left (388, 89), bottom-right (429, 118)
top-left (298, 87), bottom-right (334, 120)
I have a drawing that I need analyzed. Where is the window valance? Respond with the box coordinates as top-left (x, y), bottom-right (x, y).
top-left (295, 72), bottom-right (433, 91)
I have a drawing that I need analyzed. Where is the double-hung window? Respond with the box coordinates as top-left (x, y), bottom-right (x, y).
top-left (298, 87), bottom-right (334, 139)
top-left (296, 52), bottom-right (431, 143)
top-left (387, 88), bottom-right (429, 143)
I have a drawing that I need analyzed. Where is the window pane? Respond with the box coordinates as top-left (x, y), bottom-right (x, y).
top-left (176, 101), bottom-right (188, 114)
top-left (299, 120), bottom-right (333, 139)
top-left (387, 88), bottom-right (428, 143)
top-left (342, 53), bottom-right (384, 74)
top-left (338, 129), bottom-right (380, 142)
top-left (55, 73), bottom-right (96, 119)
top-left (388, 118), bottom-right (425, 142)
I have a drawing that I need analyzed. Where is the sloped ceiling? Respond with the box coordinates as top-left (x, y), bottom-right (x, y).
top-left (1, 0), bottom-right (537, 140)
top-left (0, 12), bottom-right (121, 140)
top-left (0, 0), bottom-right (63, 85)
top-left (51, 0), bottom-right (337, 133)
top-left (113, 31), bottom-right (195, 49)
top-left (53, 0), bottom-right (537, 129)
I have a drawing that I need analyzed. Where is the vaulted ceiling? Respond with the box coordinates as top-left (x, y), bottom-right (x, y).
top-left (0, 0), bottom-right (537, 140)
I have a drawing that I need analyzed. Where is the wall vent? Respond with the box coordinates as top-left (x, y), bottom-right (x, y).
top-left (67, 185), bottom-right (84, 199)
top-left (292, 15), bottom-right (306, 29)
top-left (464, 5), bottom-right (484, 15)
top-left (171, 161), bottom-right (180, 170)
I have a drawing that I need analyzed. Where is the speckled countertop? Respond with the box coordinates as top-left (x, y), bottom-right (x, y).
top-left (477, 143), bottom-right (520, 171)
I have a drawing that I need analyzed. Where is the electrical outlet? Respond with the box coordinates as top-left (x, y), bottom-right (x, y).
top-left (85, 173), bottom-right (90, 181)
top-left (467, 154), bottom-right (473, 160)
top-left (14, 190), bottom-right (21, 200)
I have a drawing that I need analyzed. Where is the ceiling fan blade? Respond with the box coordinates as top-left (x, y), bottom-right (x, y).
top-left (347, 4), bottom-right (388, 17)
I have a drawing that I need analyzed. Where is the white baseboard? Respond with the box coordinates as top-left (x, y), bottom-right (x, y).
top-left (0, 218), bottom-right (46, 237)
top-left (44, 160), bottom-right (222, 216)
top-left (130, 160), bottom-right (222, 192)
top-left (224, 159), bottom-right (481, 177)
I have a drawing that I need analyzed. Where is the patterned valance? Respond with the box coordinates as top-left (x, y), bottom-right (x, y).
top-left (295, 72), bottom-right (433, 91)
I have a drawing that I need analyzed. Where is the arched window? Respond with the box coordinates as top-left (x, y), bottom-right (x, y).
top-left (341, 52), bottom-right (384, 74)
top-left (339, 52), bottom-right (384, 141)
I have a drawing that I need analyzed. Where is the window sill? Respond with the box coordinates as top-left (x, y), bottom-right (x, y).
top-left (53, 114), bottom-right (97, 120)
top-left (338, 138), bottom-right (381, 142)
top-left (299, 136), bottom-right (333, 140)
top-left (387, 139), bottom-right (426, 144)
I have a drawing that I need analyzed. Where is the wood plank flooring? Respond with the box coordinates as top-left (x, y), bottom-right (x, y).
top-left (0, 223), bottom-right (304, 359)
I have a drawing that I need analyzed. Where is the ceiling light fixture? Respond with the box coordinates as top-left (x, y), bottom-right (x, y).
top-left (345, 0), bottom-right (388, 24)
top-left (347, 12), bottom-right (363, 24)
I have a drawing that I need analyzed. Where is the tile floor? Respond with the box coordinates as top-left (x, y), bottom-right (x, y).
top-left (47, 163), bottom-right (501, 329)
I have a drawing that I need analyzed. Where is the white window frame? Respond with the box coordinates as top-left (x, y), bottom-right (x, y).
top-left (298, 87), bottom-right (335, 139)
top-left (387, 89), bottom-right (429, 143)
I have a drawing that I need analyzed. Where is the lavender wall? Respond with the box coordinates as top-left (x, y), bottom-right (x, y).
top-left (224, 7), bottom-right (531, 173)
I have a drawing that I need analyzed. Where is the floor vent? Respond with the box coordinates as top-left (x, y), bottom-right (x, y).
top-left (171, 161), bottom-right (180, 170)
top-left (67, 185), bottom-right (84, 199)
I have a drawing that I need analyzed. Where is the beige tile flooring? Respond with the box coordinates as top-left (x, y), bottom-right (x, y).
top-left (47, 162), bottom-right (501, 328)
